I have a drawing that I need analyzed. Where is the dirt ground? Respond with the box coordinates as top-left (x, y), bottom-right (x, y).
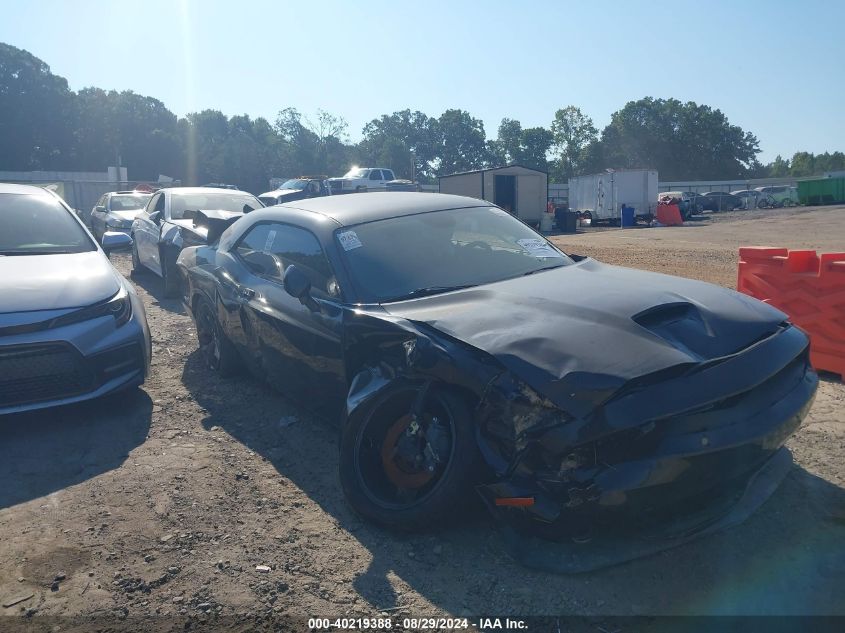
top-left (1, 205), bottom-right (844, 626)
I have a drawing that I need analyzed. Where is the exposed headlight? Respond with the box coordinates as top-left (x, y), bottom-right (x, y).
top-left (51, 285), bottom-right (132, 328)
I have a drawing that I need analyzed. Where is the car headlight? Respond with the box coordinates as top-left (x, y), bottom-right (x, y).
top-left (51, 285), bottom-right (132, 329)
top-left (106, 217), bottom-right (130, 228)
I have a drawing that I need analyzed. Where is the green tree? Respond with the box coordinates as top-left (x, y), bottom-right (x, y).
top-left (789, 151), bottom-right (816, 177)
top-left (0, 43), bottom-right (76, 170)
top-left (182, 109), bottom-right (230, 184)
top-left (764, 151), bottom-right (845, 178)
top-left (358, 110), bottom-right (439, 180)
top-left (817, 151), bottom-right (845, 173)
top-left (434, 109), bottom-right (489, 175)
top-left (550, 106), bottom-right (598, 180)
top-left (520, 127), bottom-right (553, 172)
top-left (599, 97), bottom-right (760, 180)
top-left (490, 118), bottom-right (553, 172)
top-left (272, 107), bottom-right (352, 178)
top-left (767, 154), bottom-right (790, 177)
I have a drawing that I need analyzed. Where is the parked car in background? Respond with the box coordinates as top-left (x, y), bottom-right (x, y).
top-left (731, 189), bottom-right (769, 210)
top-left (259, 177), bottom-right (331, 206)
top-left (701, 191), bottom-right (743, 212)
top-left (659, 191), bottom-right (698, 218)
top-left (201, 183), bottom-right (239, 190)
top-left (0, 184), bottom-right (150, 415)
top-left (755, 185), bottom-right (798, 207)
top-left (131, 187), bottom-right (263, 297)
top-left (176, 192), bottom-right (816, 562)
top-left (89, 191), bottom-right (152, 242)
top-left (327, 167), bottom-right (396, 194)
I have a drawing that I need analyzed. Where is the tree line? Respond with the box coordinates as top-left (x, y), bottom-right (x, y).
top-left (1, 43), bottom-right (841, 193)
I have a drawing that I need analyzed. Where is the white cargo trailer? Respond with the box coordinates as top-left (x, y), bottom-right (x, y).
top-left (568, 169), bottom-right (658, 224)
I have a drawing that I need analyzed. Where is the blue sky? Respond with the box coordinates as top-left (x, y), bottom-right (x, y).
top-left (2, 0), bottom-right (843, 162)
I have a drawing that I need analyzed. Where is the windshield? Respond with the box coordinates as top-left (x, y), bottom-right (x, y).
top-left (109, 194), bottom-right (150, 211)
top-left (0, 193), bottom-right (96, 255)
top-left (279, 179), bottom-right (308, 191)
top-left (170, 192), bottom-right (262, 219)
top-left (336, 206), bottom-right (573, 303)
top-left (343, 168), bottom-right (368, 179)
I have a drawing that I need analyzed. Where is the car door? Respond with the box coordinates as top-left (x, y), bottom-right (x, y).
top-left (135, 192), bottom-right (165, 274)
top-left (228, 221), bottom-right (346, 416)
top-left (368, 169), bottom-right (385, 190)
top-left (90, 194), bottom-right (107, 232)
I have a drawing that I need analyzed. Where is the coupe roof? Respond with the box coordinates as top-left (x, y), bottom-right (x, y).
top-left (0, 183), bottom-right (55, 196)
top-left (279, 192), bottom-right (488, 226)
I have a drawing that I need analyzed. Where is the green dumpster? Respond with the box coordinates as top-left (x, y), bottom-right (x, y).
top-left (798, 177), bottom-right (845, 205)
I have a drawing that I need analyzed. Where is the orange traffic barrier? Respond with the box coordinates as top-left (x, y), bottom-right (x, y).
top-left (656, 204), bottom-right (683, 226)
top-left (738, 247), bottom-right (845, 380)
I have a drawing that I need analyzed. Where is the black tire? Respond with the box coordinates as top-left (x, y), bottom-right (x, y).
top-left (339, 385), bottom-right (481, 531)
top-left (194, 296), bottom-right (240, 377)
top-left (161, 250), bottom-right (180, 298)
top-left (130, 236), bottom-right (144, 276)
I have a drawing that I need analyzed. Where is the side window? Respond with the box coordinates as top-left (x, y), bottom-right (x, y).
top-left (96, 194), bottom-right (107, 209)
top-left (236, 223), bottom-right (339, 298)
top-left (369, 170), bottom-right (382, 181)
top-left (383, 170), bottom-right (395, 181)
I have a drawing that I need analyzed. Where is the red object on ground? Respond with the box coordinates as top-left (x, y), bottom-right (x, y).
top-left (655, 204), bottom-right (683, 225)
top-left (737, 247), bottom-right (845, 380)
top-left (494, 497), bottom-right (535, 507)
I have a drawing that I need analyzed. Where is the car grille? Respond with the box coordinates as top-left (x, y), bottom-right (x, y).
top-left (328, 181), bottom-right (343, 192)
top-left (0, 343), bottom-right (95, 408)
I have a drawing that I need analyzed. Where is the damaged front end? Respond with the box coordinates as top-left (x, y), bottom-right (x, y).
top-left (342, 297), bottom-right (817, 571)
top-left (474, 324), bottom-right (817, 571)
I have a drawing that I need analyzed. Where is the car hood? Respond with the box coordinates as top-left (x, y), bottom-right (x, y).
top-left (262, 189), bottom-right (304, 200)
top-left (170, 218), bottom-right (209, 239)
top-left (382, 258), bottom-right (787, 415)
top-left (0, 251), bottom-right (120, 313)
top-left (111, 210), bottom-right (143, 221)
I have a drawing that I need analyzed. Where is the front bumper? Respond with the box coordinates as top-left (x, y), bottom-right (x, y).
top-left (497, 446), bottom-right (796, 573)
top-left (0, 293), bottom-right (151, 415)
top-left (476, 325), bottom-right (818, 564)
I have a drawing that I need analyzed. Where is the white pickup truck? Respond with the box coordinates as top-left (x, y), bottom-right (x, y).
top-left (327, 167), bottom-right (396, 194)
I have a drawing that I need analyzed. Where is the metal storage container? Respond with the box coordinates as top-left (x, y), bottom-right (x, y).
top-left (798, 177), bottom-right (845, 205)
top-left (568, 169), bottom-right (658, 223)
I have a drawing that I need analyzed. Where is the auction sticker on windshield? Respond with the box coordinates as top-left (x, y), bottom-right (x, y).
top-left (517, 238), bottom-right (563, 258)
top-left (337, 230), bottom-right (363, 251)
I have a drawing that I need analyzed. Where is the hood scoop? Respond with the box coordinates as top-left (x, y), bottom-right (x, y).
top-left (632, 302), bottom-right (773, 361)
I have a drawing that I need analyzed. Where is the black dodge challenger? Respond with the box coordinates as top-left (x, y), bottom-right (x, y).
top-left (177, 193), bottom-right (817, 569)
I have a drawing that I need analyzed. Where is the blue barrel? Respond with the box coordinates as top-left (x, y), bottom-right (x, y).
top-left (621, 205), bottom-right (636, 227)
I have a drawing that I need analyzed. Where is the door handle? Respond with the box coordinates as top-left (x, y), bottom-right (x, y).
top-left (239, 286), bottom-right (256, 300)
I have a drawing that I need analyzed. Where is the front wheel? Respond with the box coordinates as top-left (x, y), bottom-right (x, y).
top-left (339, 386), bottom-right (481, 531)
top-left (194, 296), bottom-right (240, 377)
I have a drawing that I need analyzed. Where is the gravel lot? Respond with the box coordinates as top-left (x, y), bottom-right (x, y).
top-left (1, 205), bottom-right (844, 626)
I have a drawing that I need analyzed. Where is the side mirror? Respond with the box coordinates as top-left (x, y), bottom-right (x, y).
top-left (102, 231), bottom-right (133, 254)
top-left (149, 210), bottom-right (162, 224)
top-left (283, 265), bottom-right (319, 311)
